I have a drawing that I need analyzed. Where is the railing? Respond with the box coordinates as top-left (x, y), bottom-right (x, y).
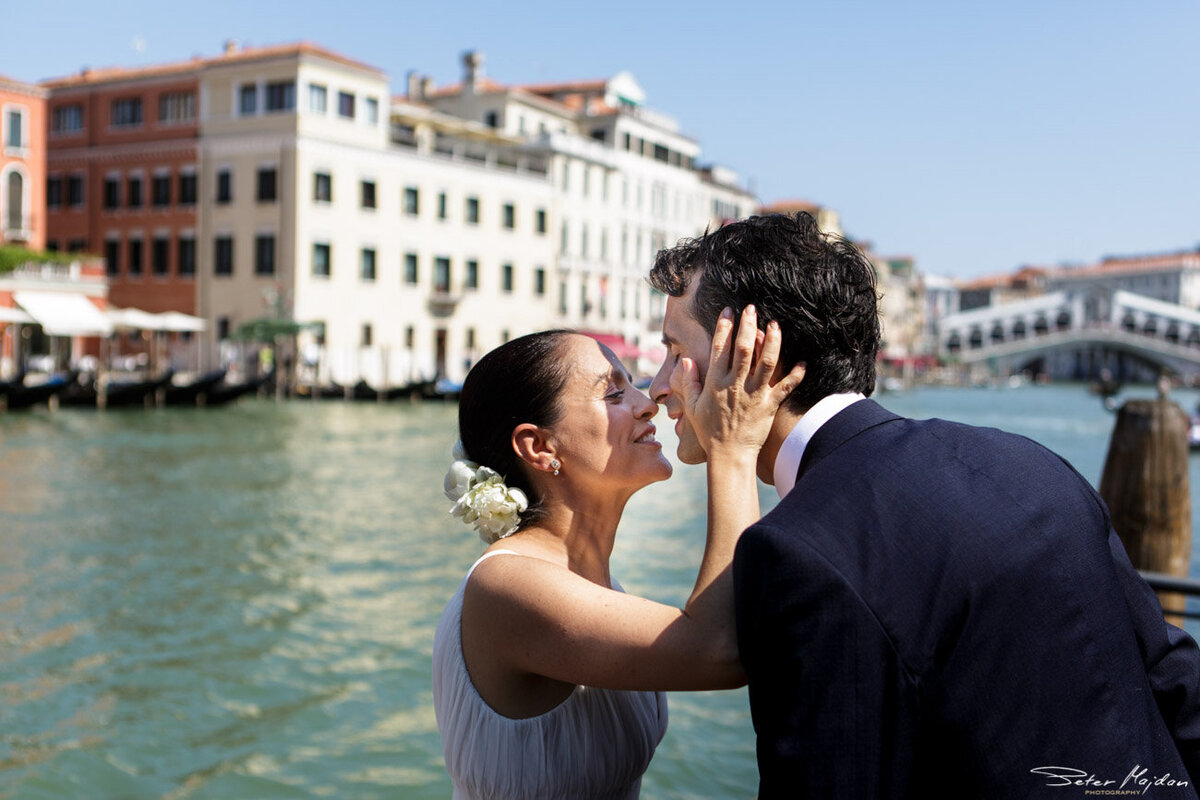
top-left (1141, 571), bottom-right (1200, 620)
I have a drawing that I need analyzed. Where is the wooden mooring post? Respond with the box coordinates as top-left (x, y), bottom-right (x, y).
top-left (1098, 385), bottom-right (1192, 624)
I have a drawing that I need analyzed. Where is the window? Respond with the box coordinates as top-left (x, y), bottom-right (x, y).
top-left (405, 326), bottom-right (414, 348)
top-left (484, 110), bottom-right (498, 128)
top-left (534, 267), bottom-right (546, 296)
top-left (309, 84), bottom-right (327, 113)
top-left (216, 169), bottom-right (232, 203)
top-left (536, 208), bottom-right (547, 234)
top-left (51, 104), bottom-right (83, 134)
top-left (5, 109), bottom-right (23, 148)
top-left (111, 98), bottom-right (143, 127)
top-left (361, 324), bottom-right (373, 347)
top-left (404, 252), bottom-right (418, 285)
top-left (437, 192), bottom-right (447, 220)
top-left (434, 257), bottom-right (451, 293)
top-left (257, 167), bottom-right (277, 202)
top-left (104, 239), bottom-right (120, 277)
top-left (239, 84), bottom-right (257, 115)
top-left (178, 236), bottom-right (196, 277)
top-left (314, 172), bottom-right (331, 203)
top-left (128, 237), bottom-right (143, 276)
top-left (361, 180), bottom-right (376, 209)
top-left (178, 172), bottom-right (196, 205)
top-left (67, 174), bottom-right (84, 206)
top-left (45, 240), bottom-right (58, 252)
top-left (559, 280), bottom-right (568, 315)
top-left (255, 234), bottom-right (276, 276)
top-left (47, 176), bottom-right (63, 208)
top-left (404, 186), bottom-right (419, 216)
top-left (265, 81), bottom-right (295, 112)
top-left (313, 242), bottom-right (331, 277)
top-left (152, 236), bottom-right (170, 277)
top-left (152, 174), bottom-right (171, 207)
top-left (501, 263), bottom-right (513, 293)
top-left (465, 196), bottom-right (479, 224)
top-left (502, 203), bottom-right (515, 230)
top-left (103, 176), bottom-right (121, 210)
top-left (158, 91), bottom-right (195, 123)
top-left (464, 259), bottom-right (478, 290)
top-left (214, 235), bottom-right (234, 276)
top-left (66, 238), bottom-right (86, 253)
top-left (217, 317), bottom-right (230, 339)
top-left (338, 91), bottom-right (355, 119)
top-left (365, 97), bottom-right (379, 124)
top-left (127, 175), bottom-right (143, 208)
top-left (360, 248), bottom-right (376, 281)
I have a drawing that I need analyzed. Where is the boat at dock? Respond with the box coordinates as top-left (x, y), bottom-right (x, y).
top-left (2, 371), bottom-right (76, 411)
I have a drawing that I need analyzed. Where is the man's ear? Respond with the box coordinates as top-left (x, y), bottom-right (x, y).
top-left (513, 423), bottom-right (556, 474)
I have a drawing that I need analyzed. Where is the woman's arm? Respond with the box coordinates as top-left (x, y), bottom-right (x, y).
top-left (464, 307), bottom-right (803, 692)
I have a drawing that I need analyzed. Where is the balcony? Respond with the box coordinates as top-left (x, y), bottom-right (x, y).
top-left (427, 290), bottom-right (462, 318)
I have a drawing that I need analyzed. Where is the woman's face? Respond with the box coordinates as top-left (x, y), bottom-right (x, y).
top-left (547, 335), bottom-right (672, 493)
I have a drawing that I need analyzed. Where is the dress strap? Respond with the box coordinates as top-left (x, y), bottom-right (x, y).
top-left (465, 548), bottom-right (521, 581)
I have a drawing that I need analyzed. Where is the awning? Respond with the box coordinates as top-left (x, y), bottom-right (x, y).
top-left (14, 291), bottom-right (112, 336)
top-left (0, 306), bottom-right (34, 324)
top-left (581, 331), bottom-right (642, 360)
top-left (108, 306), bottom-right (165, 331)
top-left (155, 311), bottom-right (206, 332)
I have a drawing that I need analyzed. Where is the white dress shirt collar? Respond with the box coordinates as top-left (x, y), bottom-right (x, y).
top-left (773, 392), bottom-right (866, 499)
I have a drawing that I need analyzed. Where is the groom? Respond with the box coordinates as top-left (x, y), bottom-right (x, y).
top-left (647, 212), bottom-right (1200, 798)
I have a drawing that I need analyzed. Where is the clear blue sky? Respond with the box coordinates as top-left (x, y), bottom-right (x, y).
top-left (7, 0), bottom-right (1198, 278)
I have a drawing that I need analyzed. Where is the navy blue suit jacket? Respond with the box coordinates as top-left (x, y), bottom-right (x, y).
top-left (734, 399), bottom-right (1200, 798)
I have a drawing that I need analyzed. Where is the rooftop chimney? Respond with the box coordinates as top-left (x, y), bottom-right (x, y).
top-left (223, 39), bottom-right (241, 55)
top-left (462, 50), bottom-right (484, 94)
top-left (407, 70), bottom-right (421, 101)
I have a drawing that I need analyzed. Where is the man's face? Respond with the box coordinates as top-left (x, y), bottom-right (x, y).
top-left (649, 277), bottom-right (714, 465)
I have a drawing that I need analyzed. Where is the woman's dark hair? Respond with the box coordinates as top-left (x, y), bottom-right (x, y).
top-left (457, 330), bottom-right (575, 530)
top-left (648, 211), bottom-right (880, 413)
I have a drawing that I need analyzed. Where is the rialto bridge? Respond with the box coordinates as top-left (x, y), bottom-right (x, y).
top-left (938, 288), bottom-right (1200, 381)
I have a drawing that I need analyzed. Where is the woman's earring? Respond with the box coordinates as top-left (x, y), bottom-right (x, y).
top-left (550, 458), bottom-right (561, 477)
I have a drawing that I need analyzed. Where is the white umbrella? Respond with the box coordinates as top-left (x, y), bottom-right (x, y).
top-left (155, 311), bottom-right (207, 332)
top-left (0, 306), bottom-right (33, 324)
top-left (107, 307), bottom-right (168, 331)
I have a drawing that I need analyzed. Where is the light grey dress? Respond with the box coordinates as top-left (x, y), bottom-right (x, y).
top-left (432, 550), bottom-right (668, 799)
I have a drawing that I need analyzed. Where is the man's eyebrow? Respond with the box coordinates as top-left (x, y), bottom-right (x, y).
top-left (660, 333), bottom-right (677, 347)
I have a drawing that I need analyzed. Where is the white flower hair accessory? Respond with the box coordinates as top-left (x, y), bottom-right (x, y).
top-left (444, 440), bottom-right (529, 544)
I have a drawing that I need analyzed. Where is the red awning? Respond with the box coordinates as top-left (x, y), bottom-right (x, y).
top-left (581, 331), bottom-right (641, 359)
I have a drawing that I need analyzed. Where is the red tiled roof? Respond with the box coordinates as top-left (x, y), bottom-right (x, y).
top-left (520, 78), bottom-right (608, 96)
top-left (760, 199), bottom-right (822, 214)
top-left (1049, 251), bottom-right (1200, 280)
top-left (41, 41), bottom-right (384, 89)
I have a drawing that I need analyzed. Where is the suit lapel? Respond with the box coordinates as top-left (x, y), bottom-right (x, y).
top-left (795, 399), bottom-right (901, 483)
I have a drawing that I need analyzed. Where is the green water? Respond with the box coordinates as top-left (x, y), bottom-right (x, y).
top-left (2, 384), bottom-right (1198, 798)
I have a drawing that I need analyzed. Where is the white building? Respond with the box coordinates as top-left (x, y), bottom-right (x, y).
top-left (193, 44), bottom-right (755, 387)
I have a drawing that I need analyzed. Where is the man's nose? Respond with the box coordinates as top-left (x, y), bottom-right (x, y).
top-left (649, 361), bottom-right (671, 405)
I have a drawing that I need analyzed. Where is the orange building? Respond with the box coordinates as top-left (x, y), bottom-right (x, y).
top-left (43, 62), bottom-right (200, 314)
top-left (0, 74), bottom-right (47, 250)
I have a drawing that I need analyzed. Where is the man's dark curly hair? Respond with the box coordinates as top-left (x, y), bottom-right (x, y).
top-left (648, 212), bottom-right (880, 413)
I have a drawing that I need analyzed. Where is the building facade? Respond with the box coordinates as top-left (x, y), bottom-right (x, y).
top-left (1, 74), bottom-right (46, 250)
top-left (41, 43), bottom-right (757, 385)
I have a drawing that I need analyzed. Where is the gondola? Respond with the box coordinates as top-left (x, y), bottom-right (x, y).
top-left (203, 373), bottom-right (269, 406)
top-left (4, 372), bottom-right (76, 411)
top-left (60, 371), bottom-right (175, 408)
top-left (164, 369), bottom-right (228, 406)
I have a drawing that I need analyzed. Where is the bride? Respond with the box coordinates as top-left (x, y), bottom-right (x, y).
top-left (433, 306), bottom-right (802, 799)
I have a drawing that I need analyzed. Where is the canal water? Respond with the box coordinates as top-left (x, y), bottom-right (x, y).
top-left (3, 383), bottom-right (1200, 799)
